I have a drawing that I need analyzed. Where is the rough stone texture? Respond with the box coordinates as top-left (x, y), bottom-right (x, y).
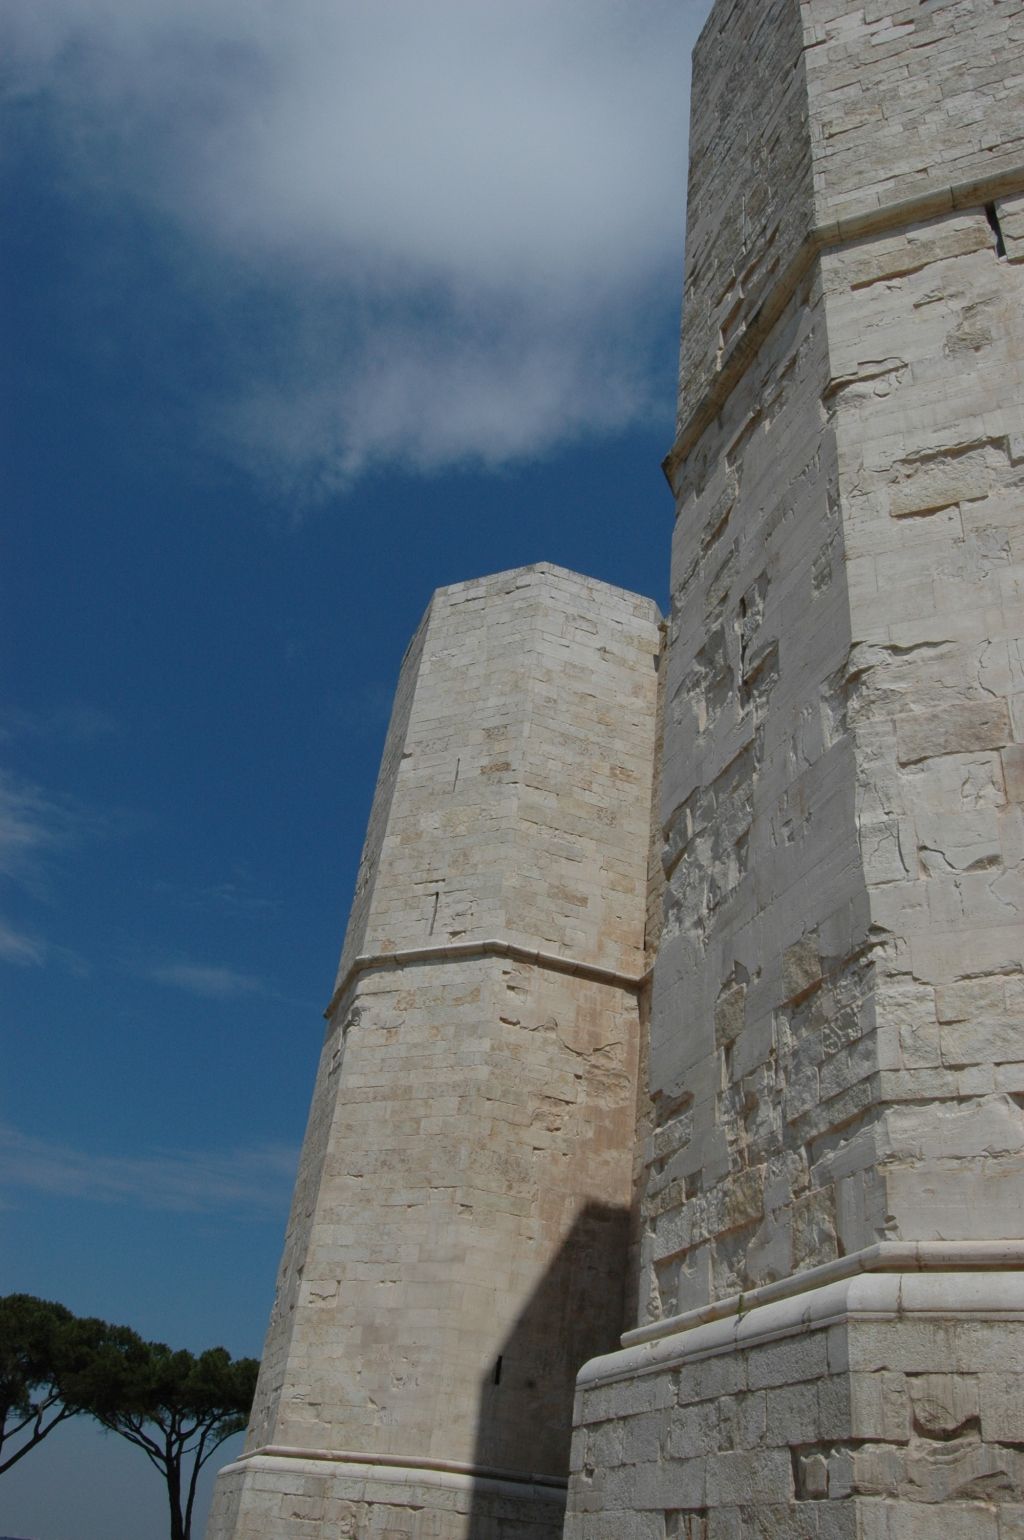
top-left (206, 564), bottom-right (661, 1540)
top-left (565, 1273), bottom-right (1024, 1540)
top-left (207, 1457), bottom-right (567, 1540)
top-left (643, 0), bottom-right (1024, 1337)
top-left (567, 0), bottom-right (1024, 1533)
top-left (649, 251), bottom-right (855, 1320)
top-left (677, 0), bottom-right (814, 423)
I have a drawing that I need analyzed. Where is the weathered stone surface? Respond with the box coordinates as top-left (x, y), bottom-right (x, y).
top-left (206, 566), bottom-right (661, 1539)
top-left (569, 0), bottom-right (1024, 1533)
top-left (639, 0), bottom-right (1024, 1332)
top-left (564, 1273), bottom-right (1024, 1539)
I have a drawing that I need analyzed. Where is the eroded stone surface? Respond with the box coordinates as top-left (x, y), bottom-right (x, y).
top-left (206, 565), bottom-right (661, 1540)
top-left (574, 0), bottom-right (1024, 1533)
top-left (640, 0), bottom-right (1024, 1340)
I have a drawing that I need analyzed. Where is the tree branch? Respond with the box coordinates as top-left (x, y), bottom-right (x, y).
top-left (0, 1404), bottom-right (76, 1476)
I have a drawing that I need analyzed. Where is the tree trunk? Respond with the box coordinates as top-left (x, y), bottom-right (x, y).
top-left (166, 1459), bottom-right (187, 1540)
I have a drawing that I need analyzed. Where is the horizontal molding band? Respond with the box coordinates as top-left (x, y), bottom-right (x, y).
top-left (580, 1262), bottom-right (1024, 1393)
top-left (325, 937), bottom-right (648, 1021)
top-left (219, 1443), bottom-right (568, 1496)
top-left (664, 162), bottom-right (1024, 492)
top-left (621, 1239), bottom-right (1024, 1350)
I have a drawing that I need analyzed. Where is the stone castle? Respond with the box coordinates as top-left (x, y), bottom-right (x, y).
top-left (207, 0), bottom-right (1024, 1535)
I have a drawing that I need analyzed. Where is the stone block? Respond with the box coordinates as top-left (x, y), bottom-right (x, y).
top-left (747, 1333), bottom-right (830, 1392)
top-left (980, 1374), bottom-right (1024, 1443)
top-left (897, 703), bottom-right (1011, 766)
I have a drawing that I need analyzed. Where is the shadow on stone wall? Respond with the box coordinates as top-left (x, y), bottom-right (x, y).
top-left (467, 1200), bottom-right (630, 1537)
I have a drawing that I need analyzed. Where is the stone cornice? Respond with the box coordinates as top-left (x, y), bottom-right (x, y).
top-left (324, 937), bottom-right (649, 1023)
top-left (218, 1444), bottom-right (568, 1496)
top-left (663, 164), bottom-right (1024, 495)
top-left (621, 1239), bottom-right (1024, 1352)
top-left (579, 1247), bottom-right (1024, 1392)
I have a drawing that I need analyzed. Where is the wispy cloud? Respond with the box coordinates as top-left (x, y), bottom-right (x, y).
top-left (0, 1123), bottom-right (298, 1216)
top-left (0, 703), bottom-right (122, 744)
top-left (0, 917), bottom-right (46, 966)
top-left (150, 875), bottom-right (280, 916)
top-left (0, 770), bottom-right (110, 965)
top-left (0, 772), bottom-right (82, 960)
top-left (0, 771), bottom-right (80, 886)
top-left (1, 0), bottom-right (706, 496)
top-left (147, 961), bottom-right (270, 999)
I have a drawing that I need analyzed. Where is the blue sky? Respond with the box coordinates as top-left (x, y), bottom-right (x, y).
top-left (1, 2), bottom-right (710, 1534)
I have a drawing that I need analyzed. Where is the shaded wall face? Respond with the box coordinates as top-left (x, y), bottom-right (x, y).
top-left (264, 960), bottom-right (641, 1476)
top-left (678, 0), bottom-right (813, 428)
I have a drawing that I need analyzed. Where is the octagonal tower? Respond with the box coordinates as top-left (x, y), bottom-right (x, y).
top-left (207, 564), bottom-right (661, 1540)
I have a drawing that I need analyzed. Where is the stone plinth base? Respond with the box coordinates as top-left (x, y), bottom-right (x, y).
top-left (206, 1448), bottom-right (566, 1540)
top-left (565, 1249), bottom-right (1024, 1539)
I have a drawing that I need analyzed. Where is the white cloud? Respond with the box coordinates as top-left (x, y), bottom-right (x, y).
top-left (0, 1122), bottom-right (298, 1215)
top-left (0, 770), bottom-right (88, 886)
top-left (0, 771), bottom-right (117, 969)
top-left (0, 703), bottom-right (122, 744)
top-left (147, 961), bottom-right (269, 999)
top-left (0, 767), bottom-right (106, 968)
top-left (1, 0), bottom-right (707, 493)
top-left (0, 918), bottom-right (46, 966)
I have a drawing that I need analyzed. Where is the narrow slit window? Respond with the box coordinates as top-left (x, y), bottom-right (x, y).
top-left (985, 201), bottom-right (1007, 258)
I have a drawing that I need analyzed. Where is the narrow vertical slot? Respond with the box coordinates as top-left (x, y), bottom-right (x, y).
top-left (985, 201), bottom-right (1007, 257)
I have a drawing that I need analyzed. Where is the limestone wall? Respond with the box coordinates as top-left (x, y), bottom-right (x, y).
top-left (567, 1266), bottom-right (1024, 1539)
top-left (819, 196), bottom-right (1024, 1256)
top-left (805, 0), bottom-right (1024, 225)
top-left (565, 0), bottom-right (1024, 1533)
top-left (678, 0), bottom-right (1024, 460)
top-left (208, 564), bottom-right (662, 1540)
top-left (646, 259), bottom-right (861, 1319)
top-left (678, 0), bottom-right (813, 432)
top-left (334, 565), bottom-right (658, 983)
top-left (640, 0), bottom-right (1024, 1342)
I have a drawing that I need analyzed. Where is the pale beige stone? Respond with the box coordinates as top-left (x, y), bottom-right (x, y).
top-left (207, 567), bottom-right (660, 1540)
top-left (568, 0), bottom-right (1024, 1534)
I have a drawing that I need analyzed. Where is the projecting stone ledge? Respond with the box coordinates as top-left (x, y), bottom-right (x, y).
top-left (566, 1249), bottom-right (1024, 1540)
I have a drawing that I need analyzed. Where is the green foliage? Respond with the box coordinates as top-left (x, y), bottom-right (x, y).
top-left (0, 1293), bottom-right (126, 1475)
top-left (0, 1294), bottom-right (258, 1540)
top-left (82, 1338), bottom-right (258, 1540)
top-left (83, 1339), bottom-right (259, 1540)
